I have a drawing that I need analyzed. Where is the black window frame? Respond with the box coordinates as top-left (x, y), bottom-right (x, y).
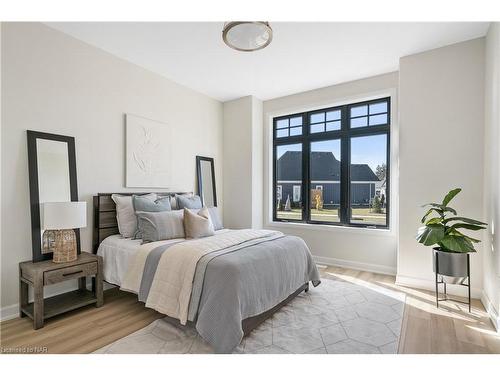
top-left (272, 97), bottom-right (391, 229)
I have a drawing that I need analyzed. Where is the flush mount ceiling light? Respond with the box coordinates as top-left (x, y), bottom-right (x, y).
top-left (222, 22), bottom-right (273, 52)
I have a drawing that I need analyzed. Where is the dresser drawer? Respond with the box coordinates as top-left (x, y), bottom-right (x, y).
top-left (44, 262), bottom-right (97, 285)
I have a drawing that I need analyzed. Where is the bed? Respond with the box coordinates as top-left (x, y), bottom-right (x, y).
top-left (93, 193), bottom-right (320, 353)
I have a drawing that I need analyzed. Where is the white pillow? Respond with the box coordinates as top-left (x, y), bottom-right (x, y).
top-left (183, 207), bottom-right (215, 239)
top-left (112, 193), bottom-right (156, 238)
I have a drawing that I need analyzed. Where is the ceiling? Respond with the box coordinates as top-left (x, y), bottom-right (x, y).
top-left (47, 22), bottom-right (490, 102)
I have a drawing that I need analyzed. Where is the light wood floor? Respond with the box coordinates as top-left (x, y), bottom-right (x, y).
top-left (1, 266), bottom-right (499, 354)
top-left (321, 266), bottom-right (500, 354)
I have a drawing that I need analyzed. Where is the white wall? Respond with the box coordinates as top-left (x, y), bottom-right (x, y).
top-left (251, 97), bottom-right (264, 229)
top-left (482, 23), bottom-right (500, 329)
top-left (223, 96), bottom-right (263, 229)
top-left (0, 23), bottom-right (3, 312)
top-left (263, 73), bottom-right (399, 275)
top-left (397, 38), bottom-right (485, 297)
top-left (1, 23), bottom-right (223, 313)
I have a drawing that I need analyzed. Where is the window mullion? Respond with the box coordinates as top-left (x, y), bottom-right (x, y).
top-left (385, 129), bottom-right (391, 229)
top-left (303, 113), bottom-right (310, 223)
top-left (340, 106), bottom-right (350, 224)
top-left (272, 120), bottom-right (277, 222)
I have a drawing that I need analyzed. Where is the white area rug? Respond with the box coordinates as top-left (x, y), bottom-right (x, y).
top-left (94, 277), bottom-right (405, 354)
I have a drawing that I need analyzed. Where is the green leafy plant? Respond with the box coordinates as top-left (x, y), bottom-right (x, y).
top-left (372, 196), bottom-right (382, 214)
top-left (416, 188), bottom-right (487, 253)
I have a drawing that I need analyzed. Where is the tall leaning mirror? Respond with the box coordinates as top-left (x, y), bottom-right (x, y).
top-left (27, 131), bottom-right (80, 262)
top-left (196, 156), bottom-right (217, 207)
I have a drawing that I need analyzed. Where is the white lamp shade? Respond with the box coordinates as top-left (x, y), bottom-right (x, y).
top-left (42, 201), bottom-right (87, 230)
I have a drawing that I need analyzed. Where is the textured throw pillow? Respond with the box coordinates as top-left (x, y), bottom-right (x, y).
top-left (112, 193), bottom-right (156, 238)
top-left (206, 206), bottom-right (223, 230)
top-left (176, 194), bottom-right (202, 209)
top-left (184, 207), bottom-right (215, 239)
top-left (136, 210), bottom-right (185, 243)
top-left (132, 195), bottom-right (172, 239)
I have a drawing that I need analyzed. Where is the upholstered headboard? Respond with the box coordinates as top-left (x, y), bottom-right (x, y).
top-left (92, 192), bottom-right (190, 253)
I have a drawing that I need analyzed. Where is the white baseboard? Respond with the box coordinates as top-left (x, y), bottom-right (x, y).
top-left (481, 290), bottom-right (500, 332)
top-left (0, 304), bottom-right (19, 322)
top-left (395, 274), bottom-right (482, 299)
top-left (0, 281), bottom-right (116, 322)
top-left (313, 255), bottom-right (396, 276)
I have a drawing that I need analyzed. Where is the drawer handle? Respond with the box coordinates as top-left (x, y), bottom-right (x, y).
top-left (62, 270), bottom-right (84, 277)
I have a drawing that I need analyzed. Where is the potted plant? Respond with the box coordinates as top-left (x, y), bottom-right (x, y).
top-left (416, 188), bottom-right (487, 284)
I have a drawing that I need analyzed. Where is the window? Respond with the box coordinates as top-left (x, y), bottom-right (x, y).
top-left (273, 97), bottom-right (390, 228)
top-left (310, 109), bottom-right (341, 133)
top-left (275, 143), bottom-right (302, 221)
top-left (350, 134), bottom-right (388, 226)
top-left (310, 139), bottom-right (340, 223)
top-left (276, 116), bottom-right (303, 138)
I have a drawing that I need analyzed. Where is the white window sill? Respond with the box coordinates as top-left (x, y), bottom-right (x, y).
top-left (266, 220), bottom-right (395, 237)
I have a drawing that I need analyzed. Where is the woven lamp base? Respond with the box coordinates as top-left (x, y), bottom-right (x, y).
top-left (43, 229), bottom-right (77, 263)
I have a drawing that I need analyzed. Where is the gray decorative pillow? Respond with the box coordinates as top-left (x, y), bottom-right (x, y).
top-left (136, 210), bottom-right (185, 243)
top-left (206, 206), bottom-right (223, 230)
top-left (133, 195), bottom-right (171, 212)
top-left (132, 195), bottom-right (171, 239)
top-left (183, 207), bottom-right (214, 239)
top-left (176, 194), bottom-right (202, 209)
top-left (170, 193), bottom-right (193, 210)
top-left (112, 193), bottom-right (156, 238)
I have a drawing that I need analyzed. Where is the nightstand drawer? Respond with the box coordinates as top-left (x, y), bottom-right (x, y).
top-left (44, 262), bottom-right (97, 285)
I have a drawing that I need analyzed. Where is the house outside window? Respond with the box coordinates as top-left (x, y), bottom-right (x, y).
top-left (273, 97), bottom-right (390, 228)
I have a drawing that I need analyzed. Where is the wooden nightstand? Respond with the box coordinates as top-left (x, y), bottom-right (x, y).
top-left (19, 252), bottom-right (103, 329)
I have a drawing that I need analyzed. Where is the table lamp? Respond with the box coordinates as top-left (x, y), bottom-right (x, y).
top-left (42, 201), bottom-right (87, 263)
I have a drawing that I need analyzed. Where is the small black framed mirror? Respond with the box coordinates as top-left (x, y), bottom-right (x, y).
top-left (196, 156), bottom-right (217, 207)
top-left (27, 131), bottom-right (81, 262)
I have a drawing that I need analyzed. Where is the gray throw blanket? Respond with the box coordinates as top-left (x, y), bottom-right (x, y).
top-left (138, 234), bottom-right (320, 353)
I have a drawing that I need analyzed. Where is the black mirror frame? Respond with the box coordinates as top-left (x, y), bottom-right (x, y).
top-left (27, 130), bottom-right (81, 262)
top-left (196, 156), bottom-right (217, 207)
